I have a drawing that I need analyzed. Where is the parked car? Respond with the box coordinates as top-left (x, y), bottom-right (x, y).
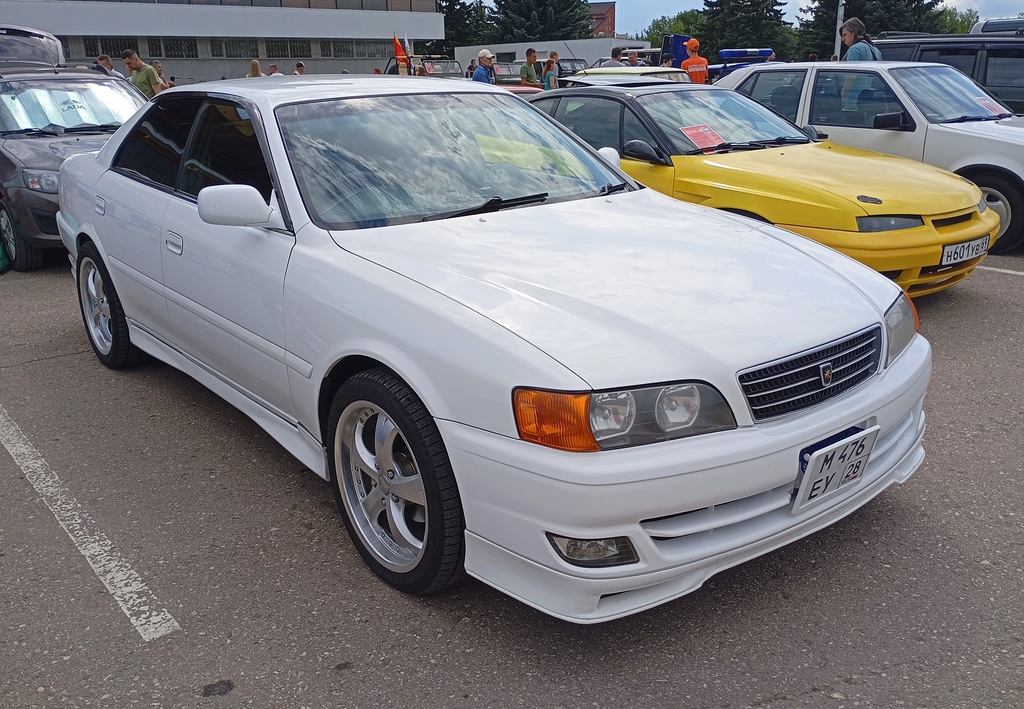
top-left (718, 61), bottom-right (1024, 253)
top-left (571, 66), bottom-right (691, 83)
top-left (559, 74), bottom-right (675, 88)
top-left (871, 33), bottom-right (1024, 113)
top-left (0, 24), bottom-right (65, 65)
top-left (58, 77), bottom-right (930, 624)
top-left (529, 83), bottom-right (999, 297)
top-left (969, 17), bottom-right (1024, 34)
top-left (0, 65), bottom-right (145, 270)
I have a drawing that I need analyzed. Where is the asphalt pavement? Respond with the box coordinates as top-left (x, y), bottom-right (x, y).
top-left (1, 250), bottom-right (1022, 708)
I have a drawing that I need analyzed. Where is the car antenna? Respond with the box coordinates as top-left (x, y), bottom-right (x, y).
top-left (36, 34), bottom-right (59, 73)
top-left (563, 42), bottom-right (580, 61)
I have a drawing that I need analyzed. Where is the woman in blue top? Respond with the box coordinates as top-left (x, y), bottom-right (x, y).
top-left (840, 18), bottom-right (882, 61)
top-left (543, 58), bottom-right (557, 90)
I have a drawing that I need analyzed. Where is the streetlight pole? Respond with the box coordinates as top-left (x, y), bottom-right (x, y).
top-left (833, 0), bottom-right (846, 59)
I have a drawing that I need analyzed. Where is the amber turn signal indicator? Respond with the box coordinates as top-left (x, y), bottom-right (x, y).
top-left (513, 388), bottom-right (600, 452)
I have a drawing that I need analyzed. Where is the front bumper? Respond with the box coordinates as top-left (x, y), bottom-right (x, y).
top-left (440, 335), bottom-right (931, 623)
top-left (782, 206), bottom-right (1001, 297)
top-left (7, 187), bottom-right (62, 248)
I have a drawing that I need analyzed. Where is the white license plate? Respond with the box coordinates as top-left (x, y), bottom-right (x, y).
top-left (941, 235), bottom-right (989, 266)
top-left (793, 426), bottom-right (880, 513)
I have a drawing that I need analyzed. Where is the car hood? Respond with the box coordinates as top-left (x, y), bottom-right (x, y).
top-left (673, 141), bottom-right (979, 227)
top-left (1, 133), bottom-right (112, 170)
top-left (942, 115), bottom-right (1024, 146)
top-left (330, 190), bottom-right (895, 389)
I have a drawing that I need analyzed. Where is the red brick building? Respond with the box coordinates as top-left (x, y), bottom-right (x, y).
top-left (590, 2), bottom-right (615, 38)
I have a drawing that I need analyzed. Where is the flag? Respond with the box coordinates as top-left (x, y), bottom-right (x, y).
top-left (403, 33), bottom-right (412, 57)
top-left (393, 32), bottom-right (410, 74)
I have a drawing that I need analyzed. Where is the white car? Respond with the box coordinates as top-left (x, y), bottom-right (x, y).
top-left (57, 77), bottom-right (930, 623)
top-left (718, 61), bottom-right (1024, 254)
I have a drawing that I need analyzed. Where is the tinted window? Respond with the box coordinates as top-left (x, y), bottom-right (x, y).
top-left (530, 97), bottom-right (559, 117)
top-left (552, 96), bottom-right (622, 152)
top-left (735, 70), bottom-right (806, 122)
top-left (985, 48), bottom-right (1024, 87)
top-left (917, 47), bottom-right (979, 76)
top-left (810, 71), bottom-right (902, 127)
top-left (180, 100), bottom-right (273, 201)
top-left (876, 43), bottom-right (916, 61)
top-left (623, 107), bottom-right (657, 146)
top-left (113, 97), bottom-right (204, 189)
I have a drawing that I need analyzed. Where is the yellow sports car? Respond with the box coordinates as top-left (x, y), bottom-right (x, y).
top-left (529, 83), bottom-right (1000, 297)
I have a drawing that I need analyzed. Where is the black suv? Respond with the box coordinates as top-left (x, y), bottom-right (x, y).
top-left (0, 64), bottom-right (145, 270)
top-left (873, 33), bottom-right (1024, 113)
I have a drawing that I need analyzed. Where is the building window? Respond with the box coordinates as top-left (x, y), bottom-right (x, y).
top-left (267, 38), bottom-right (290, 58)
top-left (225, 38), bottom-right (259, 59)
top-left (84, 37), bottom-right (100, 59)
top-left (101, 37), bottom-right (139, 58)
top-left (56, 36), bottom-right (71, 61)
top-left (163, 38), bottom-right (199, 59)
top-left (210, 39), bottom-right (224, 58)
top-left (148, 37), bottom-right (163, 58)
top-left (290, 39), bottom-right (311, 58)
top-left (353, 40), bottom-right (388, 59)
top-left (322, 39), bottom-right (354, 58)
top-left (268, 38), bottom-right (311, 58)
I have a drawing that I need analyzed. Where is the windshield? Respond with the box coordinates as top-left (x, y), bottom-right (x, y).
top-left (277, 91), bottom-right (626, 230)
top-left (0, 28), bottom-right (64, 65)
top-left (0, 78), bottom-right (144, 132)
top-left (636, 88), bottom-right (807, 154)
top-left (422, 60), bottom-right (462, 75)
top-left (889, 65), bottom-right (1012, 123)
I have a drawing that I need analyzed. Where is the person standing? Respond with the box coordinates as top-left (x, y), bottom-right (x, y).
top-left (465, 59), bottom-right (477, 78)
top-left (473, 49), bottom-right (495, 83)
top-left (267, 63), bottom-right (283, 76)
top-left (626, 51), bottom-right (646, 67)
top-left (152, 60), bottom-right (173, 88)
top-left (92, 54), bottom-right (125, 79)
top-left (661, 53), bottom-right (674, 68)
top-left (120, 49), bottom-right (163, 98)
top-left (293, 61), bottom-right (306, 75)
top-left (840, 18), bottom-right (882, 61)
top-left (542, 58), bottom-right (557, 90)
top-left (681, 38), bottom-right (708, 84)
top-left (549, 50), bottom-right (561, 77)
top-left (601, 47), bottom-right (624, 67)
top-left (520, 48), bottom-right (542, 88)
top-left (245, 59), bottom-right (265, 78)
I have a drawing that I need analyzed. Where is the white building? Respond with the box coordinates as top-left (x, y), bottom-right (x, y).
top-left (0, 0), bottom-right (443, 82)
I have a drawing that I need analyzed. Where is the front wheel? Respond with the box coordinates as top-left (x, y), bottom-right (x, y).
top-left (328, 368), bottom-right (465, 594)
top-left (974, 173), bottom-right (1024, 254)
top-left (76, 241), bottom-right (144, 368)
top-left (0, 204), bottom-right (44, 272)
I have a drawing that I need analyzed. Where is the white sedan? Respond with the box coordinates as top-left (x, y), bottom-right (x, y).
top-left (57, 77), bottom-right (930, 623)
top-left (717, 61), bottom-right (1024, 254)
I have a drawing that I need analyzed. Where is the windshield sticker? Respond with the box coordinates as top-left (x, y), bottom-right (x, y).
top-left (974, 96), bottom-right (1004, 114)
top-left (681, 124), bottom-right (724, 149)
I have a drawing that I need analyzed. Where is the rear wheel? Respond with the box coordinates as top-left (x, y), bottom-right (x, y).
top-left (0, 204), bottom-right (44, 272)
top-left (76, 241), bottom-right (143, 368)
top-left (328, 368), bottom-right (465, 594)
top-left (973, 173), bottom-right (1024, 254)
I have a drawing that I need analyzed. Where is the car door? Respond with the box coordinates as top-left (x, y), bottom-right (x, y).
top-left (160, 98), bottom-right (295, 415)
top-left (97, 96), bottom-right (205, 334)
top-left (806, 67), bottom-right (927, 161)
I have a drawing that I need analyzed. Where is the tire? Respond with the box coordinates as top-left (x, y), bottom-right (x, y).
top-left (76, 241), bottom-right (144, 369)
top-left (327, 367), bottom-right (465, 594)
top-left (0, 204), bottom-right (44, 272)
top-left (974, 173), bottom-right (1024, 255)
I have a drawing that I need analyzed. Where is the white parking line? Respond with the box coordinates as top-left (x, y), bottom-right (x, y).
top-left (978, 265), bottom-right (1024, 277)
top-left (0, 404), bottom-right (180, 642)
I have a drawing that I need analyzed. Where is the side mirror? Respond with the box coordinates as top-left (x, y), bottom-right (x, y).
top-left (800, 124), bottom-right (822, 140)
top-left (622, 139), bottom-right (666, 164)
top-left (198, 184), bottom-right (282, 228)
top-left (873, 111), bottom-right (909, 131)
top-left (597, 146), bottom-right (621, 167)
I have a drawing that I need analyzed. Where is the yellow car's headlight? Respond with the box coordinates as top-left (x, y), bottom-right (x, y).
top-left (514, 383), bottom-right (736, 451)
top-left (857, 215), bottom-right (924, 232)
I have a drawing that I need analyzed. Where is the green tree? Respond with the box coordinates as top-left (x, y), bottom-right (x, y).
top-left (420, 0), bottom-right (492, 56)
top-left (934, 5), bottom-right (979, 34)
top-left (638, 10), bottom-right (706, 46)
top-left (796, 0), bottom-right (943, 61)
top-left (700, 0), bottom-right (793, 63)
top-left (490, 0), bottom-right (592, 43)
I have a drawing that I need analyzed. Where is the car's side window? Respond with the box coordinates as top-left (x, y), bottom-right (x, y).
top-left (737, 71), bottom-right (806, 122)
top-left (985, 48), bottom-right (1024, 88)
top-left (179, 100), bottom-right (273, 202)
top-left (552, 96), bottom-right (622, 152)
top-left (622, 107), bottom-right (657, 147)
top-left (917, 47), bottom-right (979, 77)
top-left (530, 98), bottom-right (559, 117)
top-left (810, 71), bottom-right (902, 128)
top-left (876, 44), bottom-right (916, 61)
top-left (112, 97), bottom-right (204, 189)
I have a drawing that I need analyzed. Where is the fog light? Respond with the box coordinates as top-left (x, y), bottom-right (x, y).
top-left (546, 533), bottom-right (639, 567)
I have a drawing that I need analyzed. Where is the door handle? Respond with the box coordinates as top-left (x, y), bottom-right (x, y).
top-left (165, 231), bottom-right (183, 255)
top-left (94, 196), bottom-right (105, 215)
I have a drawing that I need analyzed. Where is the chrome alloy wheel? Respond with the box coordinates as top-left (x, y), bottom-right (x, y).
top-left (0, 208), bottom-right (15, 261)
top-left (982, 185), bottom-right (1011, 240)
top-left (79, 256), bottom-right (114, 355)
top-left (336, 400), bottom-right (428, 572)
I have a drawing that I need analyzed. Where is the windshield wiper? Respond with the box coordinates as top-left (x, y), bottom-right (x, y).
top-left (684, 142), bottom-right (769, 155)
top-left (62, 122), bottom-right (122, 133)
top-left (940, 113), bottom-right (1014, 123)
top-left (596, 182), bottom-right (631, 196)
top-left (748, 136), bottom-right (812, 146)
top-left (420, 192), bottom-right (549, 222)
top-left (0, 127), bottom-right (62, 136)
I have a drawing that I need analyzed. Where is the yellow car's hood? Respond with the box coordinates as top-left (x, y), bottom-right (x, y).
top-left (674, 141), bottom-right (981, 229)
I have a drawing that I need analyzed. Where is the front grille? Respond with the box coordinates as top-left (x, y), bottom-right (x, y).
top-left (932, 212), bottom-right (972, 229)
top-left (739, 327), bottom-right (882, 421)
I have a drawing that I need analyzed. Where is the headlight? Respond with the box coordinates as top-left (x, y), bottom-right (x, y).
top-left (24, 170), bottom-right (60, 194)
top-left (884, 293), bottom-right (919, 367)
top-left (978, 197), bottom-right (987, 214)
top-left (514, 382), bottom-right (736, 452)
top-left (856, 215), bottom-right (924, 232)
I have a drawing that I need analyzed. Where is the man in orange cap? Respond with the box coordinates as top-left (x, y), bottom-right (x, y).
top-left (682, 38), bottom-right (708, 84)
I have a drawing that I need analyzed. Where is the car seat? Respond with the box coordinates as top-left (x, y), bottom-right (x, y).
top-left (768, 84), bottom-right (801, 121)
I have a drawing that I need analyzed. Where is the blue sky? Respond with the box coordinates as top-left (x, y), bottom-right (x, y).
top-left (613, 0), bottom-right (1022, 37)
